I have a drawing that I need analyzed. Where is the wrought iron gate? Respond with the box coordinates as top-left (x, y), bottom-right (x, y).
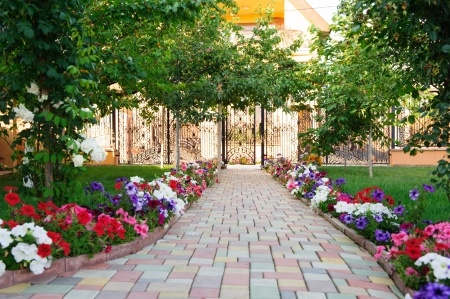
top-left (223, 106), bottom-right (300, 165)
top-left (117, 108), bottom-right (215, 164)
top-left (87, 106), bottom-right (390, 166)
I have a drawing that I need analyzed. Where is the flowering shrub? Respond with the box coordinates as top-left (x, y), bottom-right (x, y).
top-left (264, 156), bottom-right (449, 297)
top-left (376, 222), bottom-right (450, 293)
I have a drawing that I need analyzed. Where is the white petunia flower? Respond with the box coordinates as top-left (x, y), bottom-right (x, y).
top-left (0, 260), bottom-right (5, 276)
top-left (0, 228), bottom-right (14, 248)
top-left (11, 242), bottom-right (38, 262)
top-left (80, 108), bottom-right (91, 113)
top-left (32, 226), bottom-right (52, 245)
top-left (415, 253), bottom-right (440, 266)
top-left (11, 224), bottom-right (28, 237)
top-left (29, 259), bottom-right (47, 275)
top-left (130, 176), bottom-right (144, 184)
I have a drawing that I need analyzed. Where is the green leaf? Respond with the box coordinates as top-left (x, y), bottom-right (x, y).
top-left (442, 44), bottom-right (450, 53)
top-left (43, 153), bottom-right (50, 163)
top-left (407, 115), bottom-right (415, 124)
top-left (34, 152), bottom-right (44, 161)
top-left (53, 116), bottom-right (61, 126)
top-left (45, 112), bottom-right (54, 121)
top-left (51, 154), bottom-right (57, 163)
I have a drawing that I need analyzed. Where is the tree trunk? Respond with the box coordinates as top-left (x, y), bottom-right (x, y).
top-left (160, 106), bottom-right (165, 169)
top-left (175, 115), bottom-right (180, 170)
top-left (368, 123), bottom-right (373, 178)
top-left (216, 105), bottom-right (222, 174)
top-left (43, 99), bottom-right (54, 194)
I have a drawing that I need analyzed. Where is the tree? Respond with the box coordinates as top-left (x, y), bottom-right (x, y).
top-left (297, 13), bottom-right (412, 177)
top-left (0, 0), bottom-right (232, 203)
top-left (337, 0), bottom-right (450, 197)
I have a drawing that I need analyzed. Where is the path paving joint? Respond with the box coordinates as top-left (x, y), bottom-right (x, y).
top-left (0, 165), bottom-right (402, 299)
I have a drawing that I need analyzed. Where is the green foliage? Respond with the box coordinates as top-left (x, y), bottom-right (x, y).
top-left (338, 0), bottom-right (450, 198)
top-left (298, 14), bottom-right (413, 158)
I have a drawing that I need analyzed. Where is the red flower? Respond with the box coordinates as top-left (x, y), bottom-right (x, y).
top-left (148, 199), bottom-right (161, 209)
top-left (405, 246), bottom-right (422, 260)
top-left (104, 245), bottom-right (112, 253)
top-left (4, 186), bottom-right (18, 193)
top-left (37, 244), bottom-right (52, 258)
top-left (38, 201), bottom-right (59, 215)
top-left (59, 240), bottom-right (71, 256)
top-left (169, 180), bottom-right (178, 191)
top-left (93, 223), bottom-right (105, 237)
top-left (20, 204), bottom-right (36, 217)
top-left (5, 192), bottom-right (21, 206)
top-left (4, 220), bottom-right (18, 228)
top-left (47, 231), bottom-right (62, 243)
top-left (76, 210), bottom-right (92, 225)
top-left (158, 214), bottom-right (165, 225)
top-left (114, 182), bottom-right (122, 190)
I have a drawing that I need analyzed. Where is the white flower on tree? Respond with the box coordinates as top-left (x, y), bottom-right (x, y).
top-left (23, 175), bottom-right (34, 188)
top-left (26, 83), bottom-right (40, 95)
top-left (13, 104), bottom-right (35, 123)
top-left (80, 138), bottom-right (100, 154)
top-left (90, 147), bottom-right (106, 163)
top-left (72, 154), bottom-right (84, 167)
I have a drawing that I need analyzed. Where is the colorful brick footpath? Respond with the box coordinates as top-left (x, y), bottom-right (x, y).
top-left (0, 165), bottom-right (402, 299)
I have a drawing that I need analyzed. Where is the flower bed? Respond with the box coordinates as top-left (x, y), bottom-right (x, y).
top-left (0, 159), bottom-right (218, 288)
top-left (263, 156), bottom-right (450, 299)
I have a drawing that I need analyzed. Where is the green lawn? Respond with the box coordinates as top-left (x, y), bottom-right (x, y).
top-left (321, 166), bottom-right (449, 223)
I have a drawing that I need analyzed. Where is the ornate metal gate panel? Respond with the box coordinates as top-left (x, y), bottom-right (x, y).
top-left (117, 107), bottom-right (210, 164)
top-left (224, 107), bottom-right (256, 164)
top-left (265, 109), bottom-right (299, 162)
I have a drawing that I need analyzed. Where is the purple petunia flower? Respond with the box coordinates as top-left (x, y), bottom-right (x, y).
top-left (423, 184), bottom-right (435, 193)
top-left (373, 214), bottom-right (383, 223)
top-left (305, 192), bottom-right (315, 199)
top-left (355, 216), bottom-right (368, 229)
top-left (308, 172), bottom-right (315, 180)
top-left (125, 182), bottom-right (137, 196)
top-left (371, 189), bottom-right (384, 202)
top-left (90, 181), bottom-right (104, 192)
top-left (422, 219), bottom-right (433, 225)
top-left (342, 214), bottom-right (354, 224)
top-left (409, 188), bottom-right (420, 201)
top-left (335, 178), bottom-right (346, 186)
top-left (413, 282), bottom-right (450, 299)
top-left (393, 205), bottom-right (405, 216)
top-left (375, 229), bottom-right (390, 242)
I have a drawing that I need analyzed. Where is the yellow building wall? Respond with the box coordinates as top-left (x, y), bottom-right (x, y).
top-left (390, 149), bottom-right (448, 166)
